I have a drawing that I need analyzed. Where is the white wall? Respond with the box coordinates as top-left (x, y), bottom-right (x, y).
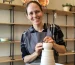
top-left (0, 0), bottom-right (75, 65)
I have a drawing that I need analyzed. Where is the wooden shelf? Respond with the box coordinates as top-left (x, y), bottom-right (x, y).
top-left (42, 8), bottom-right (74, 16)
top-left (14, 39), bottom-right (75, 43)
top-left (11, 41), bottom-right (20, 43)
top-left (0, 41), bottom-right (20, 44)
top-left (0, 56), bottom-right (12, 63)
top-left (13, 39), bottom-right (75, 43)
top-left (59, 25), bottom-right (75, 28)
top-left (43, 9), bottom-right (74, 16)
top-left (0, 3), bottom-right (11, 10)
top-left (0, 3), bottom-right (24, 11)
top-left (0, 55), bottom-right (22, 63)
top-left (0, 41), bottom-right (21, 44)
top-left (43, 9), bottom-right (53, 14)
top-left (12, 55), bottom-right (22, 62)
top-left (0, 22), bottom-right (32, 26)
top-left (0, 22), bottom-right (13, 25)
top-left (0, 38), bottom-right (75, 44)
top-left (0, 3), bottom-right (75, 15)
top-left (64, 39), bottom-right (75, 41)
top-left (0, 39), bottom-right (75, 44)
top-left (59, 52), bottom-right (75, 56)
top-left (13, 23), bottom-right (32, 26)
top-left (1, 22), bottom-right (75, 27)
top-left (0, 41), bottom-right (11, 44)
top-left (55, 10), bottom-right (73, 16)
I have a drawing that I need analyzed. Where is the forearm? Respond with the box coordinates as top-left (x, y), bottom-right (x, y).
top-left (53, 42), bottom-right (66, 53)
top-left (24, 52), bottom-right (39, 63)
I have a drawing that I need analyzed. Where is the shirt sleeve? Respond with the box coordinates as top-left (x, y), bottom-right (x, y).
top-left (54, 25), bottom-right (65, 46)
top-left (21, 32), bottom-right (29, 59)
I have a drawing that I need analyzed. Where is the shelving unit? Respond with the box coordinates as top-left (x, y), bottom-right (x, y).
top-left (0, 55), bottom-right (22, 63)
top-left (0, 2), bottom-right (75, 65)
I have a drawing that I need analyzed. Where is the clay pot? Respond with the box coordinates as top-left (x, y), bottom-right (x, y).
top-left (63, 6), bottom-right (71, 11)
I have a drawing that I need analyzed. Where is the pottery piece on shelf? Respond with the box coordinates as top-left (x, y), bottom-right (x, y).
top-left (37, 0), bottom-right (49, 6)
top-left (63, 6), bottom-right (70, 11)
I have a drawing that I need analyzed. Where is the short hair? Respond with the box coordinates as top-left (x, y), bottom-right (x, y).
top-left (25, 1), bottom-right (43, 14)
